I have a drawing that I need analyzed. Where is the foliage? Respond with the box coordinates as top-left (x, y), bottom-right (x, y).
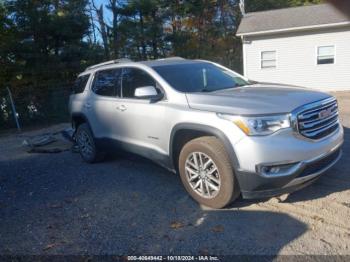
top-left (0, 0), bottom-right (326, 129)
top-left (0, 0), bottom-right (103, 128)
top-left (92, 0), bottom-right (325, 71)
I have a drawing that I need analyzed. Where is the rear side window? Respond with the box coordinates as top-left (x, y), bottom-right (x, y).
top-left (121, 68), bottom-right (157, 98)
top-left (92, 68), bottom-right (122, 97)
top-left (73, 74), bottom-right (90, 94)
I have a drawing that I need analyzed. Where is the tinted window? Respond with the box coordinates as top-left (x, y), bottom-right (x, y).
top-left (92, 69), bottom-right (122, 97)
top-left (122, 68), bottom-right (157, 98)
top-left (153, 62), bottom-right (250, 93)
top-left (73, 74), bottom-right (90, 94)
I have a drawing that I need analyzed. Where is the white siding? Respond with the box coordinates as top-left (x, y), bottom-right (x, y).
top-left (243, 27), bottom-right (350, 91)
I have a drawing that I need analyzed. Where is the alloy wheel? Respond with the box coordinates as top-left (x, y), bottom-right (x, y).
top-left (185, 152), bottom-right (221, 199)
top-left (77, 130), bottom-right (94, 159)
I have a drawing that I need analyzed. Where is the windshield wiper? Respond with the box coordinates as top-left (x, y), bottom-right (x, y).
top-left (199, 88), bottom-right (213, 92)
top-left (197, 83), bottom-right (251, 93)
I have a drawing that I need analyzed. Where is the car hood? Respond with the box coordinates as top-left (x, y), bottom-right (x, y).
top-left (185, 84), bottom-right (331, 115)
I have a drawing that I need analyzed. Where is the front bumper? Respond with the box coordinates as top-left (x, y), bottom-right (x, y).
top-left (232, 126), bottom-right (344, 199)
top-left (239, 147), bottom-right (342, 199)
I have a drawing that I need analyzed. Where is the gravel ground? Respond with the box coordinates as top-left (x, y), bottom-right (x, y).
top-left (0, 93), bottom-right (349, 256)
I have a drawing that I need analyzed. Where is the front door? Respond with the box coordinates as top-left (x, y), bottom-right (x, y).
top-left (116, 67), bottom-right (167, 156)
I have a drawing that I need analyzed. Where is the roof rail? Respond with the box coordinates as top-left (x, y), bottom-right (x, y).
top-left (85, 58), bottom-right (132, 71)
top-left (156, 57), bottom-right (185, 61)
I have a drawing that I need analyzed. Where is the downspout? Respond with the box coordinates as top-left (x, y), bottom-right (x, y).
top-left (241, 35), bottom-right (247, 77)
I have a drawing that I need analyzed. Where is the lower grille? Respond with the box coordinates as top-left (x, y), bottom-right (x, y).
top-left (297, 98), bottom-right (339, 140)
top-left (298, 149), bottom-right (341, 178)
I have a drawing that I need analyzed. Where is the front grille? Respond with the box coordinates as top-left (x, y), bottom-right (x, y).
top-left (298, 149), bottom-right (341, 178)
top-left (297, 98), bottom-right (339, 139)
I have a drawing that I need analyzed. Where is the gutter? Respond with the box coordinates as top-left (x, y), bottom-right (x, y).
top-left (236, 21), bottom-right (350, 37)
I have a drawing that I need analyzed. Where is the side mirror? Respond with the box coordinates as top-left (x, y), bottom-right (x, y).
top-left (134, 86), bottom-right (164, 102)
top-left (134, 86), bottom-right (158, 98)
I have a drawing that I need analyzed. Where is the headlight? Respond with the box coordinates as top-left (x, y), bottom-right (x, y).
top-left (217, 113), bottom-right (291, 136)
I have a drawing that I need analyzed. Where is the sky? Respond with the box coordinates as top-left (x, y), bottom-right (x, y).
top-left (89, 0), bottom-right (113, 42)
top-left (92, 0), bottom-right (113, 22)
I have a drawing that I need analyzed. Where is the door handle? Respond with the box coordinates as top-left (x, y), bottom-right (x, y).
top-left (117, 105), bottom-right (127, 111)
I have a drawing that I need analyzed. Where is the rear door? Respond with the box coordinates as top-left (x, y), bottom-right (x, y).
top-left (86, 68), bottom-right (124, 140)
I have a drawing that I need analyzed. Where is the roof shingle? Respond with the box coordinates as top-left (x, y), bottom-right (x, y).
top-left (237, 3), bottom-right (350, 36)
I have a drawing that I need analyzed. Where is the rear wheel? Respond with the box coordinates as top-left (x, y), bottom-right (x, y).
top-left (76, 123), bottom-right (104, 163)
top-left (178, 136), bottom-right (240, 208)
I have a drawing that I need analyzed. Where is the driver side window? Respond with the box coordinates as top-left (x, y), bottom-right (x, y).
top-left (121, 68), bottom-right (158, 99)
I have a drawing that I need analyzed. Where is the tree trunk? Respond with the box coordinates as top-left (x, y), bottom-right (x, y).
top-left (96, 5), bottom-right (110, 59)
top-left (110, 0), bottom-right (119, 58)
top-left (88, 3), bottom-right (97, 44)
top-left (151, 10), bottom-right (158, 59)
top-left (139, 11), bottom-right (147, 60)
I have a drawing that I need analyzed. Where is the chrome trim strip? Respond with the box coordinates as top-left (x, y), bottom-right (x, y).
top-left (298, 101), bottom-right (337, 120)
top-left (301, 119), bottom-right (339, 136)
top-left (303, 139), bottom-right (342, 163)
top-left (301, 123), bottom-right (339, 139)
top-left (291, 97), bottom-right (339, 141)
top-left (295, 97), bottom-right (336, 114)
top-left (284, 149), bottom-right (342, 188)
top-left (300, 111), bottom-right (338, 129)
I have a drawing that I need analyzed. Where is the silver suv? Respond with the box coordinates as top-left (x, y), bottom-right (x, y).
top-left (69, 57), bottom-right (344, 208)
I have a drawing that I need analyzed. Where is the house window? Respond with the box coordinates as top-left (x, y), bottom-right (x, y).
top-left (317, 46), bottom-right (335, 65)
top-left (261, 51), bottom-right (276, 69)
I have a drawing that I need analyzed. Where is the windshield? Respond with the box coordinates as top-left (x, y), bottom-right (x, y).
top-left (152, 62), bottom-right (250, 93)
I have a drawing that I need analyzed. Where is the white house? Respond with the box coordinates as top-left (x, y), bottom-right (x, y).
top-left (237, 4), bottom-right (350, 91)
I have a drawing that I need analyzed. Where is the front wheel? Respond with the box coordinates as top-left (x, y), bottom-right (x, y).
top-left (178, 136), bottom-right (240, 209)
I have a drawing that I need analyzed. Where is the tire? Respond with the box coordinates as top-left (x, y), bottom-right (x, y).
top-left (75, 123), bottom-right (104, 163)
top-left (178, 136), bottom-right (240, 208)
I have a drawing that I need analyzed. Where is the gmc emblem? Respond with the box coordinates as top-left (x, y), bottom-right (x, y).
top-left (319, 108), bottom-right (333, 119)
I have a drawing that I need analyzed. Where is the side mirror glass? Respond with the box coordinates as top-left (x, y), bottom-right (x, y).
top-left (134, 86), bottom-right (158, 98)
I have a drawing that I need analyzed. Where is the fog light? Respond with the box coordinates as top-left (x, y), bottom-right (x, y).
top-left (270, 167), bottom-right (280, 173)
top-left (258, 162), bottom-right (301, 177)
top-left (261, 166), bottom-right (280, 174)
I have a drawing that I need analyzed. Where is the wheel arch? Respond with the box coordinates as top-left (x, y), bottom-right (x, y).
top-left (71, 113), bottom-right (94, 135)
top-left (169, 123), bottom-right (240, 173)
